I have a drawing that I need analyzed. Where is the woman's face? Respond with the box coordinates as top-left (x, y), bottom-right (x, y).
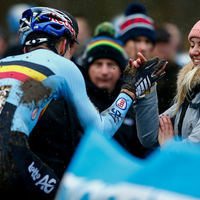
top-left (189, 37), bottom-right (200, 67)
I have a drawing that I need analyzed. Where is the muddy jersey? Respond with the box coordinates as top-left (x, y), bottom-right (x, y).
top-left (0, 49), bottom-right (132, 138)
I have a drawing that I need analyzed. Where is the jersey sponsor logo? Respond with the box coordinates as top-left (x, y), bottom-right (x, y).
top-left (116, 97), bottom-right (127, 110)
top-left (28, 161), bottom-right (41, 180)
top-left (31, 107), bottom-right (39, 120)
top-left (35, 175), bottom-right (57, 194)
top-left (49, 16), bottom-right (75, 38)
top-left (28, 161), bottom-right (56, 194)
top-left (109, 108), bottom-right (122, 123)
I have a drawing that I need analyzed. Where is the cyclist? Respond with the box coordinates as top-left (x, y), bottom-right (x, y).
top-left (0, 6), bottom-right (166, 199)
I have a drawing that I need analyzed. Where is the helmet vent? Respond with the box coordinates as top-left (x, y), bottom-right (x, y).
top-left (50, 24), bottom-right (62, 30)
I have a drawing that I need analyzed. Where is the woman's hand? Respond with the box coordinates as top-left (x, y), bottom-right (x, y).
top-left (129, 52), bottom-right (168, 73)
top-left (129, 52), bottom-right (147, 68)
top-left (158, 114), bottom-right (175, 146)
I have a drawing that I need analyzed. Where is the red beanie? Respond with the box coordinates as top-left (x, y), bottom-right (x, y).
top-left (188, 20), bottom-right (200, 41)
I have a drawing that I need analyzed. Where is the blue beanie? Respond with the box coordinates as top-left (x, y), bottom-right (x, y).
top-left (119, 2), bottom-right (156, 45)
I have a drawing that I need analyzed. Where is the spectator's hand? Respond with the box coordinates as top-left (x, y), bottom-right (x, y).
top-left (131, 52), bottom-right (147, 68)
top-left (130, 52), bottom-right (168, 73)
top-left (158, 114), bottom-right (175, 146)
top-left (121, 53), bottom-right (167, 99)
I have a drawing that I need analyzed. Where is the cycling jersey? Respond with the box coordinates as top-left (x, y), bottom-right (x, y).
top-left (0, 49), bottom-right (132, 198)
top-left (0, 49), bottom-right (132, 138)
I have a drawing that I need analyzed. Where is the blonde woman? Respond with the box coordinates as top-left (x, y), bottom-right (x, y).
top-left (133, 20), bottom-right (200, 148)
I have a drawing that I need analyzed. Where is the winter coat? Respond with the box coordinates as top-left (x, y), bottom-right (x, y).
top-left (134, 65), bottom-right (200, 148)
top-left (157, 62), bottom-right (180, 114)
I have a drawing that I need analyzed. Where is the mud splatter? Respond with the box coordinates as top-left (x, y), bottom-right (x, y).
top-left (20, 79), bottom-right (52, 106)
top-left (123, 63), bottom-right (137, 77)
top-left (0, 86), bottom-right (11, 114)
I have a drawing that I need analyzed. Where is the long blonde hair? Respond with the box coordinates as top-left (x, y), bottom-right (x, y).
top-left (173, 61), bottom-right (200, 115)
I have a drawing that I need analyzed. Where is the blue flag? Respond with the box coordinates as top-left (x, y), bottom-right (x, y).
top-left (56, 127), bottom-right (200, 200)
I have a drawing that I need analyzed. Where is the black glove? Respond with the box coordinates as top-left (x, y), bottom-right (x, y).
top-left (122, 57), bottom-right (166, 98)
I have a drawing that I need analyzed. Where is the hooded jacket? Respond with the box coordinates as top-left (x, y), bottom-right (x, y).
top-left (134, 63), bottom-right (200, 148)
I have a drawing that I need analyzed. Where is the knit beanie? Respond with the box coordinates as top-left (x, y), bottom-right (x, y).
top-left (155, 27), bottom-right (170, 43)
top-left (188, 20), bottom-right (200, 41)
top-left (82, 22), bottom-right (128, 72)
top-left (118, 2), bottom-right (156, 45)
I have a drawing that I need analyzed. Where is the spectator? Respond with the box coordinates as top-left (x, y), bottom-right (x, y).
top-left (132, 19), bottom-right (200, 149)
top-left (81, 21), bottom-right (153, 158)
top-left (162, 22), bottom-right (190, 67)
top-left (111, 13), bottom-right (125, 38)
top-left (163, 23), bottom-right (182, 64)
top-left (152, 25), bottom-right (181, 113)
top-left (0, 6), bottom-right (150, 199)
top-left (118, 2), bottom-right (156, 60)
top-left (73, 16), bottom-right (92, 64)
top-left (152, 26), bottom-right (171, 60)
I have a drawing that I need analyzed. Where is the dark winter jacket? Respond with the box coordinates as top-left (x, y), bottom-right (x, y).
top-left (84, 73), bottom-right (153, 158)
top-left (157, 62), bottom-right (180, 114)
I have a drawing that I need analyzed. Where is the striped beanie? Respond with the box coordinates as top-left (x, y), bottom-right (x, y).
top-left (118, 2), bottom-right (156, 45)
top-left (188, 20), bottom-right (200, 41)
top-left (82, 22), bottom-right (127, 72)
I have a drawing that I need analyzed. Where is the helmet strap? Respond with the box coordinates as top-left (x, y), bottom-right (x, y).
top-left (62, 38), bottom-right (70, 57)
top-left (46, 39), bottom-right (59, 55)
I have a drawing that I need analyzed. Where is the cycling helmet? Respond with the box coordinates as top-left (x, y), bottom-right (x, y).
top-left (19, 7), bottom-right (79, 47)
